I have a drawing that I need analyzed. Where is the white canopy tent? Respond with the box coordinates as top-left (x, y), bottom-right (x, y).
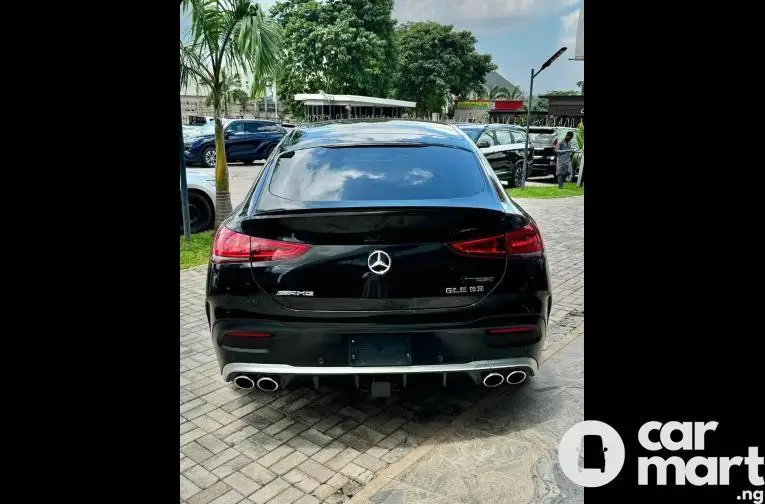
top-left (293, 93), bottom-right (416, 121)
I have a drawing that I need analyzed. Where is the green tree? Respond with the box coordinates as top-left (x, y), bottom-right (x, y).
top-left (576, 80), bottom-right (584, 94)
top-left (393, 22), bottom-right (496, 116)
top-left (483, 84), bottom-right (523, 100)
top-left (180, 0), bottom-right (283, 227)
top-left (545, 89), bottom-right (580, 96)
top-left (530, 96), bottom-right (548, 112)
top-left (271, 0), bottom-right (396, 118)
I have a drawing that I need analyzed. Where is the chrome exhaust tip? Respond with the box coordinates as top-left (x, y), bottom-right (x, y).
top-left (482, 372), bottom-right (505, 388)
top-left (506, 370), bottom-right (528, 385)
top-left (256, 376), bottom-right (280, 392)
top-left (233, 375), bottom-right (255, 390)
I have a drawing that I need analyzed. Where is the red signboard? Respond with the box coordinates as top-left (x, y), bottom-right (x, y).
top-left (492, 100), bottom-right (524, 111)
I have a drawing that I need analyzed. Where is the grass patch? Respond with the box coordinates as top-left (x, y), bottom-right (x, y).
top-left (508, 182), bottom-right (584, 199)
top-left (180, 231), bottom-right (213, 270)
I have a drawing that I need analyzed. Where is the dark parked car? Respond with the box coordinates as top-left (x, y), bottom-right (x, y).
top-left (528, 127), bottom-right (559, 177)
top-left (455, 124), bottom-right (533, 187)
top-left (184, 119), bottom-right (287, 167)
top-left (206, 120), bottom-right (552, 395)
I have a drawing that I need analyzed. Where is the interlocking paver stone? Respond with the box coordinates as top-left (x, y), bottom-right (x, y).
top-left (203, 447), bottom-right (241, 471)
top-left (265, 485), bottom-right (304, 504)
top-left (297, 458), bottom-right (335, 484)
top-left (209, 489), bottom-right (244, 504)
top-left (310, 441), bottom-right (347, 464)
top-left (212, 455), bottom-right (253, 479)
top-left (198, 433), bottom-right (230, 454)
top-left (184, 464), bottom-right (220, 489)
top-left (187, 481), bottom-right (232, 504)
top-left (270, 451), bottom-right (308, 475)
top-left (181, 474), bottom-right (202, 500)
top-left (287, 436), bottom-right (321, 456)
top-left (240, 461), bottom-right (277, 486)
top-left (299, 428), bottom-right (334, 448)
top-left (295, 477), bottom-right (320, 494)
top-left (182, 442), bottom-right (215, 464)
top-left (224, 472), bottom-right (262, 497)
top-left (257, 445), bottom-right (295, 469)
top-left (352, 453), bottom-right (387, 472)
top-left (294, 494), bottom-right (320, 504)
top-left (248, 478), bottom-right (291, 504)
top-left (311, 484), bottom-right (336, 501)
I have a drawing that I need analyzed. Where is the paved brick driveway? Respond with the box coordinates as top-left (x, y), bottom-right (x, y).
top-left (180, 193), bottom-right (584, 504)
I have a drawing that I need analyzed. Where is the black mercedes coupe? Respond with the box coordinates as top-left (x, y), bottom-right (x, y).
top-left (205, 119), bottom-right (552, 395)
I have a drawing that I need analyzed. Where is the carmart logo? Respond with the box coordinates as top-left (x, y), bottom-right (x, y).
top-left (558, 420), bottom-right (626, 487)
top-left (559, 420), bottom-right (764, 492)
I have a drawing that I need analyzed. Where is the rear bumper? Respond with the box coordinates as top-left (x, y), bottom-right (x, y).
top-left (211, 316), bottom-right (547, 382)
top-left (222, 357), bottom-right (537, 382)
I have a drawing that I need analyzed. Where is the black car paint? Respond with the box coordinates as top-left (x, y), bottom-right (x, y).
top-left (528, 128), bottom-right (559, 177)
top-left (206, 120), bottom-right (552, 384)
top-left (184, 119), bottom-right (286, 166)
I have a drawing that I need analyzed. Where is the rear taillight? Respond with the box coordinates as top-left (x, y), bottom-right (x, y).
top-left (506, 223), bottom-right (544, 255)
top-left (212, 226), bottom-right (311, 263)
top-left (448, 223), bottom-right (544, 257)
top-left (212, 226), bottom-right (251, 262)
top-left (250, 237), bottom-right (312, 261)
top-left (449, 234), bottom-right (506, 257)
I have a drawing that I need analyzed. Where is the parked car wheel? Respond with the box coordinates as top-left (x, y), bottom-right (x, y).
top-left (202, 147), bottom-right (217, 168)
top-left (182, 191), bottom-right (214, 233)
top-left (262, 145), bottom-right (276, 160)
top-left (511, 162), bottom-right (524, 188)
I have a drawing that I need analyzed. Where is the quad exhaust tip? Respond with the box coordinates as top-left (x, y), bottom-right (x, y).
top-left (233, 375), bottom-right (255, 390)
top-left (482, 372), bottom-right (505, 388)
top-left (506, 370), bottom-right (528, 385)
top-left (256, 376), bottom-right (280, 392)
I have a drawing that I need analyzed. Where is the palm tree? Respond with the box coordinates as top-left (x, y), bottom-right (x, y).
top-left (180, 0), bottom-right (283, 227)
top-left (484, 84), bottom-right (523, 100)
top-left (576, 80), bottom-right (584, 95)
top-left (204, 71), bottom-right (249, 117)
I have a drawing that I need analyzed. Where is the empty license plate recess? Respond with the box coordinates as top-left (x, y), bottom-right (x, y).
top-left (349, 334), bottom-right (412, 366)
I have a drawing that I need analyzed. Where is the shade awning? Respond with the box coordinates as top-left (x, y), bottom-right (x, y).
top-left (294, 93), bottom-right (416, 108)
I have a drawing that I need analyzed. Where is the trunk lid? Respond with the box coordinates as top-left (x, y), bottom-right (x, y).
top-left (239, 207), bottom-right (515, 312)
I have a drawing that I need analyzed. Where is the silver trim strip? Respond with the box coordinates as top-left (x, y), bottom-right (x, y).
top-left (222, 357), bottom-right (538, 381)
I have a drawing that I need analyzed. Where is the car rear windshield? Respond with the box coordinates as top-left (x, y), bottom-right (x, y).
top-left (457, 127), bottom-right (484, 141)
top-left (530, 133), bottom-right (557, 144)
top-left (268, 145), bottom-right (485, 201)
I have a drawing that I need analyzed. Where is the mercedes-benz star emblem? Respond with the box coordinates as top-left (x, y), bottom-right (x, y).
top-left (367, 250), bottom-right (392, 275)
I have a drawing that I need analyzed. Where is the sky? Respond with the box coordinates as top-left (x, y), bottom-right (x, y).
top-left (181, 0), bottom-right (583, 95)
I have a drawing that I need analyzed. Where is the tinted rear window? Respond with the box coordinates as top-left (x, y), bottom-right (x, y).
top-left (269, 146), bottom-right (485, 201)
top-left (457, 126), bottom-right (485, 141)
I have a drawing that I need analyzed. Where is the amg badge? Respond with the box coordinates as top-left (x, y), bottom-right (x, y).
top-left (275, 290), bottom-right (314, 297)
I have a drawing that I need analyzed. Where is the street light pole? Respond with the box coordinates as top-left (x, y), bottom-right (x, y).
top-left (522, 68), bottom-right (535, 188)
top-left (179, 0), bottom-right (191, 240)
top-left (180, 109), bottom-right (191, 240)
top-left (520, 47), bottom-right (567, 189)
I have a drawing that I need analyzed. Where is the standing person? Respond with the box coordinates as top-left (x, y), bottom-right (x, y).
top-left (555, 131), bottom-right (576, 188)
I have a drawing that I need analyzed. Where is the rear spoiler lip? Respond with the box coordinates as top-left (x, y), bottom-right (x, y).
top-left (247, 204), bottom-right (509, 220)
